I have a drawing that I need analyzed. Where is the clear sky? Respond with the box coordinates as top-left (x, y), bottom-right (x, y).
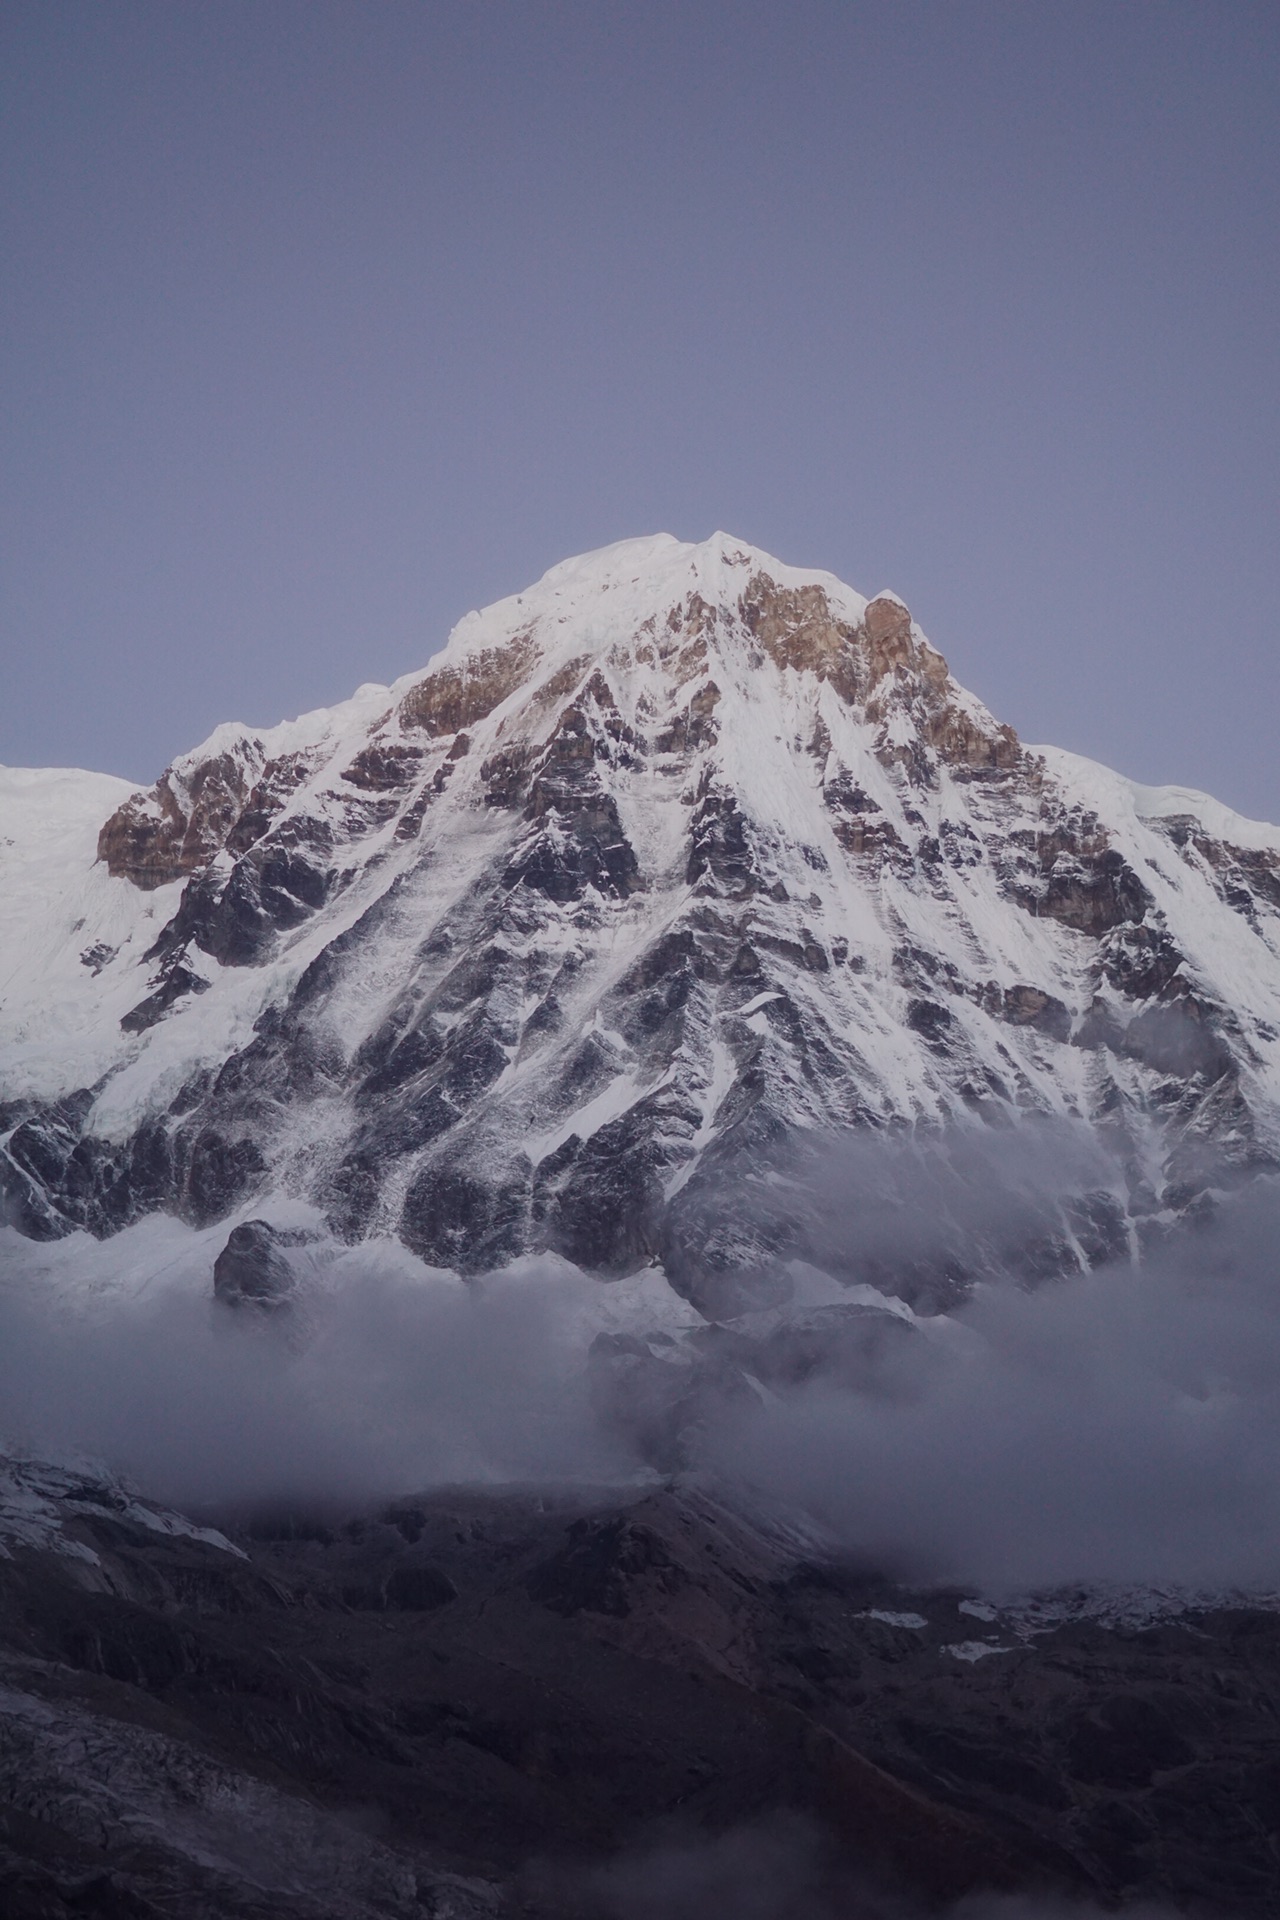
top-left (2, 1), bottom-right (1277, 819)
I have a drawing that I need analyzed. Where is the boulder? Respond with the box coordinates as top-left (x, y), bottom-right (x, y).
top-left (212, 1219), bottom-right (297, 1311)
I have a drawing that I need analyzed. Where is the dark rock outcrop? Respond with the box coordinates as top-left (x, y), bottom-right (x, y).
top-left (120, 953), bottom-right (210, 1033)
top-left (212, 1218), bottom-right (297, 1309)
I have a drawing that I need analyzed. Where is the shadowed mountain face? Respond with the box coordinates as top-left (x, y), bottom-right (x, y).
top-left (0, 1456), bottom-right (1275, 1920)
top-left (3, 534), bottom-right (1280, 1306)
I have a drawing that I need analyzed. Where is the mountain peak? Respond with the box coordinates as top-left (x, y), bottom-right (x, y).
top-left (432, 530), bottom-right (869, 669)
top-left (3, 538), bottom-right (1280, 1304)
top-left (392, 534), bottom-right (973, 778)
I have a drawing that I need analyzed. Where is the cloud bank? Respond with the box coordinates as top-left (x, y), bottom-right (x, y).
top-left (528, 1815), bottom-right (1190, 1920)
top-left (0, 1244), bottom-right (639, 1509)
top-left (3, 1129), bottom-right (1280, 1599)
top-left (706, 1175), bottom-right (1280, 1592)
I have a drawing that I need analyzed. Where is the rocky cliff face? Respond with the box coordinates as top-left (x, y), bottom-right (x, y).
top-left (3, 534), bottom-right (1280, 1305)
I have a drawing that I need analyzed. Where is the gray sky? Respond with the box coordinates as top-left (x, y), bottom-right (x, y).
top-left (2, 1), bottom-right (1277, 819)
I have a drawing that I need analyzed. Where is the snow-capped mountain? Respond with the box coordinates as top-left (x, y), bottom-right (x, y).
top-left (3, 533), bottom-right (1279, 1307)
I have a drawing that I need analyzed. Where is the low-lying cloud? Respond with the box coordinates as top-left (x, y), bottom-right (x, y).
top-left (3, 1127), bottom-right (1280, 1599)
top-left (0, 1243), bottom-right (638, 1509)
top-left (704, 1175), bottom-right (1280, 1593)
top-left (528, 1815), bottom-right (1190, 1920)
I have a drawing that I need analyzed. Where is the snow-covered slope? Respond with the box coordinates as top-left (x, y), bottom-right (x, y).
top-left (3, 533), bottom-right (1280, 1306)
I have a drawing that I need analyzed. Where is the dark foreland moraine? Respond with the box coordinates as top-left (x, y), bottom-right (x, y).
top-left (2, 1459), bottom-right (1280, 1919)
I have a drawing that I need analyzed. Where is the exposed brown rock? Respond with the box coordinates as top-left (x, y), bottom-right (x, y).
top-left (654, 679), bottom-right (721, 754)
top-left (100, 734), bottom-right (335, 896)
top-left (741, 573), bottom-right (855, 677)
top-left (834, 814), bottom-right (913, 865)
top-left (96, 782), bottom-right (187, 890)
top-left (98, 749), bottom-right (261, 890)
top-left (863, 592), bottom-right (918, 670)
top-left (578, 667), bottom-right (618, 712)
top-left (978, 981), bottom-right (1073, 1042)
top-left (523, 652), bottom-right (593, 725)
top-left (740, 574), bottom-right (1019, 779)
top-left (227, 751), bottom-right (315, 854)
top-left (669, 591), bottom-right (718, 644)
top-left (923, 703), bottom-right (1021, 773)
top-left (1219, 843), bottom-right (1280, 911)
top-left (1035, 853), bottom-right (1151, 936)
top-left (1001, 812), bottom-right (1154, 937)
top-left (822, 769), bottom-right (913, 867)
top-left (480, 742), bottom-right (537, 810)
top-left (340, 741), bottom-right (426, 791)
top-left (398, 631), bottom-right (539, 735)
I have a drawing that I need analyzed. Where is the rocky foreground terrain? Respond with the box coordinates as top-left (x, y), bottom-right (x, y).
top-left (0, 1455), bottom-right (1276, 1919)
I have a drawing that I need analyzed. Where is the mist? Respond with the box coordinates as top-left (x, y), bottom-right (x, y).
top-left (0, 1248), bottom-right (639, 1509)
top-left (4, 1127), bottom-right (1280, 1601)
top-left (528, 1815), bottom-right (1192, 1920)
top-left (704, 1173), bottom-right (1280, 1594)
